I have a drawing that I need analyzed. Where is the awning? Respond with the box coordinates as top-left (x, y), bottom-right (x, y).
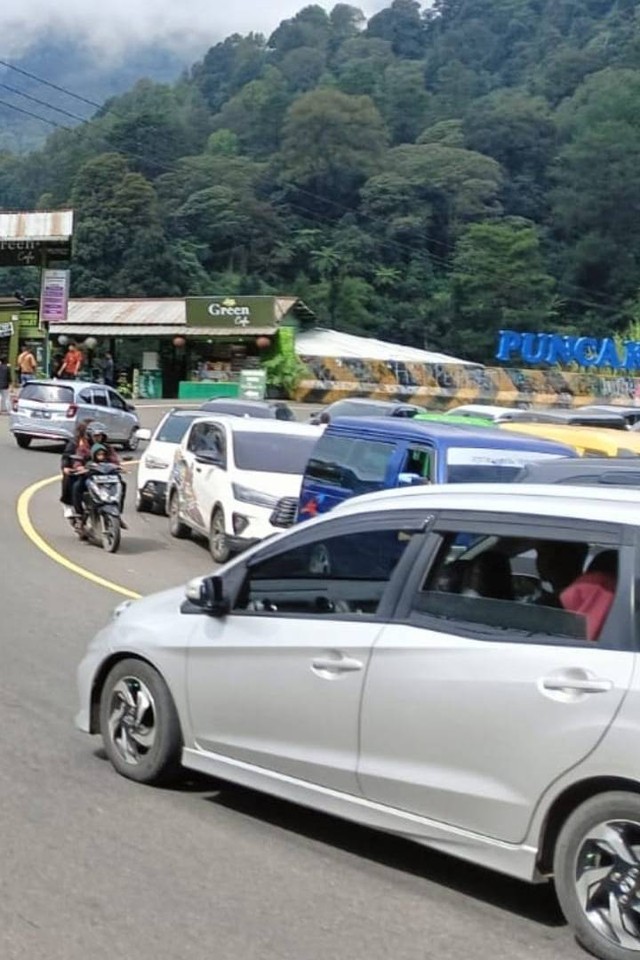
top-left (51, 325), bottom-right (277, 337)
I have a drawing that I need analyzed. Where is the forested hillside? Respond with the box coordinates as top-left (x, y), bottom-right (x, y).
top-left (1, 0), bottom-right (639, 362)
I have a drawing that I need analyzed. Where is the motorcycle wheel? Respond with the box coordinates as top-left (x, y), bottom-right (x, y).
top-left (102, 514), bottom-right (121, 553)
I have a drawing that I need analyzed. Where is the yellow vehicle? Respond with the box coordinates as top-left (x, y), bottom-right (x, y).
top-left (499, 421), bottom-right (640, 457)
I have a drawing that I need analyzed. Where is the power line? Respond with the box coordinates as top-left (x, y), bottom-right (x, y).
top-left (0, 97), bottom-right (67, 128)
top-left (0, 58), bottom-right (100, 110)
top-left (0, 81), bottom-right (89, 123)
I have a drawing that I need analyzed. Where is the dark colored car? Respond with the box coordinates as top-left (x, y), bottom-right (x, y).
top-left (199, 399), bottom-right (296, 421)
top-left (309, 398), bottom-right (426, 424)
top-left (504, 408), bottom-right (628, 430)
top-left (516, 457), bottom-right (640, 487)
top-left (578, 404), bottom-right (640, 428)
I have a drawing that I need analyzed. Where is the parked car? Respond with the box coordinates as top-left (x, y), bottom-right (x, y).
top-left (199, 398), bottom-right (296, 421)
top-left (135, 408), bottom-right (202, 514)
top-left (500, 421), bottom-right (640, 457)
top-left (167, 416), bottom-right (323, 561)
top-left (444, 403), bottom-right (526, 421)
top-left (579, 404), bottom-right (640, 428)
top-left (309, 398), bottom-right (426, 424)
top-left (505, 408), bottom-right (628, 430)
top-left (296, 417), bottom-right (576, 521)
top-left (9, 379), bottom-right (139, 449)
top-left (77, 482), bottom-right (640, 960)
top-left (516, 456), bottom-right (640, 487)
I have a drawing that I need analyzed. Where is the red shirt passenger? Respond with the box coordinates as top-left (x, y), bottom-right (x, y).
top-left (560, 551), bottom-right (617, 642)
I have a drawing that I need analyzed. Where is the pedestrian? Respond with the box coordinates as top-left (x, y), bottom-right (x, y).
top-left (102, 352), bottom-right (115, 387)
top-left (57, 343), bottom-right (84, 380)
top-left (16, 345), bottom-right (37, 384)
top-left (0, 357), bottom-right (12, 412)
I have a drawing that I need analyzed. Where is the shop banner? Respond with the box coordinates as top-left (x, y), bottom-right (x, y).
top-left (239, 368), bottom-right (267, 400)
top-left (40, 268), bottom-right (70, 324)
top-left (186, 296), bottom-right (276, 330)
top-left (0, 321), bottom-right (14, 338)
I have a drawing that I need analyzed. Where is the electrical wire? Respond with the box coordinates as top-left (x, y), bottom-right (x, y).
top-left (0, 81), bottom-right (89, 123)
top-left (0, 58), bottom-right (100, 109)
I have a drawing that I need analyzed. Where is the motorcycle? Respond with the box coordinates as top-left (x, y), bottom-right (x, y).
top-left (70, 461), bottom-right (124, 553)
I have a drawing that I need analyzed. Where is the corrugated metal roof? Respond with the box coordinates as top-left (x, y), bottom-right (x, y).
top-left (0, 209), bottom-right (74, 240)
top-left (65, 299), bottom-right (185, 326)
top-left (54, 324), bottom-right (277, 337)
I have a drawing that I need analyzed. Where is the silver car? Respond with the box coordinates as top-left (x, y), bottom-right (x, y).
top-left (76, 483), bottom-right (640, 960)
top-left (10, 379), bottom-right (140, 449)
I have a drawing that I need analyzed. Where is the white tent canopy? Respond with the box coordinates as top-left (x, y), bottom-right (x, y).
top-left (295, 328), bottom-right (480, 366)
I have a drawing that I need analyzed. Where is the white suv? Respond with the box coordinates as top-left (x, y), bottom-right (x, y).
top-left (167, 416), bottom-right (323, 562)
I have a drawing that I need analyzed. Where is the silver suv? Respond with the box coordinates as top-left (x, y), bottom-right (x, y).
top-left (10, 379), bottom-right (140, 449)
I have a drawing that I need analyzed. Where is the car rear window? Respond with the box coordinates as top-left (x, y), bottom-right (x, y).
top-left (446, 447), bottom-right (563, 483)
top-left (233, 432), bottom-right (318, 474)
top-left (20, 383), bottom-right (74, 404)
top-left (155, 413), bottom-right (201, 443)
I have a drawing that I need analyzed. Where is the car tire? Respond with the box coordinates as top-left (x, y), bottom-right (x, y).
top-left (553, 791), bottom-right (640, 960)
top-left (209, 507), bottom-right (231, 564)
top-left (135, 490), bottom-right (150, 513)
top-left (99, 658), bottom-right (182, 785)
top-left (123, 428), bottom-right (139, 452)
top-left (15, 434), bottom-right (32, 449)
top-left (168, 491), bottom-right (190, 539)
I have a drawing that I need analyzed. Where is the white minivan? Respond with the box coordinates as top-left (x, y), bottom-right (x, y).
top-left (167, 416), bottom-right (323, 562)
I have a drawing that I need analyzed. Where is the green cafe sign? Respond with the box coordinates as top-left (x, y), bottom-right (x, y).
top-left (186, 296), bottom-right (277, 330)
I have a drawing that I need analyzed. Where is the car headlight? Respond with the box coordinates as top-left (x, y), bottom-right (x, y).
top-left (144, 455), bottom-right (171, 470)
top-left (232, 483), bottom-right (279, 508)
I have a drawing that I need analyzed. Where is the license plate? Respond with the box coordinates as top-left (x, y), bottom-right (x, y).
top-left (32, 410), bottom-right (52, 419)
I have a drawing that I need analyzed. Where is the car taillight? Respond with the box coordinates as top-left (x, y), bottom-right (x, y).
top-left (66, 404), bottom-right (78, 419)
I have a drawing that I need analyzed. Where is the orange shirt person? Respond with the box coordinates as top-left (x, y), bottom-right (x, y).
top-left (58, 344), bottom-right (84, 380)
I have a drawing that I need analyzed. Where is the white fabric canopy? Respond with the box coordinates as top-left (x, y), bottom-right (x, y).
top-left (295, 328), bottom-right (479, 366)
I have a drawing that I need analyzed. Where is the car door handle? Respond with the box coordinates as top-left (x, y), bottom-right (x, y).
top-left (311, 656), bottom-right (363, 674)
top-left (541, 676), bottom-right (613, 694)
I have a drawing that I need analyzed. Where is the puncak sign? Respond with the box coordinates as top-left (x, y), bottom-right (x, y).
top-left (496, 329), bottom-right (640, 371)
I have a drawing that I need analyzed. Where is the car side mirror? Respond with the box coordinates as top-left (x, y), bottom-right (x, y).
top-left (125, 401), bottom-right (136, 412)
top-left (136, 428), bottom-right (151, 442)
top-left (184, 575), bottom-right (229, 616)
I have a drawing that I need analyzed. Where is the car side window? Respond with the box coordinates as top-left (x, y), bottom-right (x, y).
top-left (400, 445), bottom-right (432, 482)
top-left (187, 423), bottom-right (226, 461)
top-left (78, 389), bottom-right (93, 404)
top-left (233, 528), bottom-right (417, 617)
top-left (108, 391), bottom-right (125, 410)
top-left (91, 389), bottom-right (109, 407)
top-left (412, 529), bottom-right (621, 645)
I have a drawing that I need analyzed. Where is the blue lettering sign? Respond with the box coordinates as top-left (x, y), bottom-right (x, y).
top-left (496, 329), bottom-right (640, 371)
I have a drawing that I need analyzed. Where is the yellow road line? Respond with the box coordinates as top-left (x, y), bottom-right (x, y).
top-left (16, 474), bottom-right (142, 600)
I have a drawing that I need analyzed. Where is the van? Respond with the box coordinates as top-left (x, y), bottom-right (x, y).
top-left (499, 421), bottom-right (640, 457)
top-left (297, 417), bottom-right (576, 519)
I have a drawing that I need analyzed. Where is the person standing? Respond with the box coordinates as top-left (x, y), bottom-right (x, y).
top-left (102, 352), bottom-right (115, 387)
top-left (16, 345), bottom-right (37, 384)
top-left (57, 343), bottom-right (83, 380)
top-left (0, 357), bottom-right (12, 412)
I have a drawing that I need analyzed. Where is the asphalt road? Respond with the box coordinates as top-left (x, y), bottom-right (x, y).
top-left (0, 404), bottom-right (584, 960)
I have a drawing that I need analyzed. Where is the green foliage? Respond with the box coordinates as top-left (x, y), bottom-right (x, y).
top-left (3, 0), bottom-right (640, 362)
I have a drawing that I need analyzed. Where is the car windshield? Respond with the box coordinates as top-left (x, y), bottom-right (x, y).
top-left (155, 413), bottom-right (201, 443)
top-left (20, 383), bottom-right (74, 404)
top-left (305, 435), bottom-right (394, 492)
top-left (446, 447), bottom-right (563, 483)
top-left (233, 432), bottom-right (318, 473)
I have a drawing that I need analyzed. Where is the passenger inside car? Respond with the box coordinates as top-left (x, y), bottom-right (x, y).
top-left (560, 550), bottom-right (618, 641)
top-left (534, 541), bottom-right (589, 607)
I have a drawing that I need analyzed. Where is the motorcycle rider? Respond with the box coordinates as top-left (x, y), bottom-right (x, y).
top-left (78, 422), bottom-right (128, 528)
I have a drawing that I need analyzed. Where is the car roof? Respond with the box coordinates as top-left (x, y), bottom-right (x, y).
top-left (517, 458), bottom-right (640, 484)
top-left (24, 379), bottom-right (109, 392)
top-left (446, 404), bottom-right (522, 418)
top-left (326, 416), bottom-right (575, 451)
top-left (327, 482), bottom-right (640, 526)
top-left (189, 414), bottom-right (321, 436)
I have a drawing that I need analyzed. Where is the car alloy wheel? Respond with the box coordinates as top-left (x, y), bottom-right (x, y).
top-left (554, 792), bottom-right (640, 960)
top-left (99, 659), bottom-right (182, 784)
top-left (209, 507), bottom-right (230, 564)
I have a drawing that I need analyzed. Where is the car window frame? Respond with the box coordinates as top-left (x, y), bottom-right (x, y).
top-left (392, 510), bottom-right (636, 652)
top-left (224, 511), bottom-right (435, 623)
top-left (90, 387), bottom-right (110, 408)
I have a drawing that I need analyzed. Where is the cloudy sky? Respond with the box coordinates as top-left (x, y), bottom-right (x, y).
top-left (1, 0), bottom-right (392, 58)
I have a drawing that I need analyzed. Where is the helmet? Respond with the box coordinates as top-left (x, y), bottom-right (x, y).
top-left (88, 421), bottom-right (108, 439)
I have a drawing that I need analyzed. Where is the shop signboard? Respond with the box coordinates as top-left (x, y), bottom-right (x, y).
top-left (0, 321), bottom-right (14, 338)
top-left (239, 368), bottom-right (267, 400)
top-left (0, 238), bottom-right (70, 267)
top-left (40, 268), bottom-right (70, 324)
top-left (186, 296), bottom-right (276, 330)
